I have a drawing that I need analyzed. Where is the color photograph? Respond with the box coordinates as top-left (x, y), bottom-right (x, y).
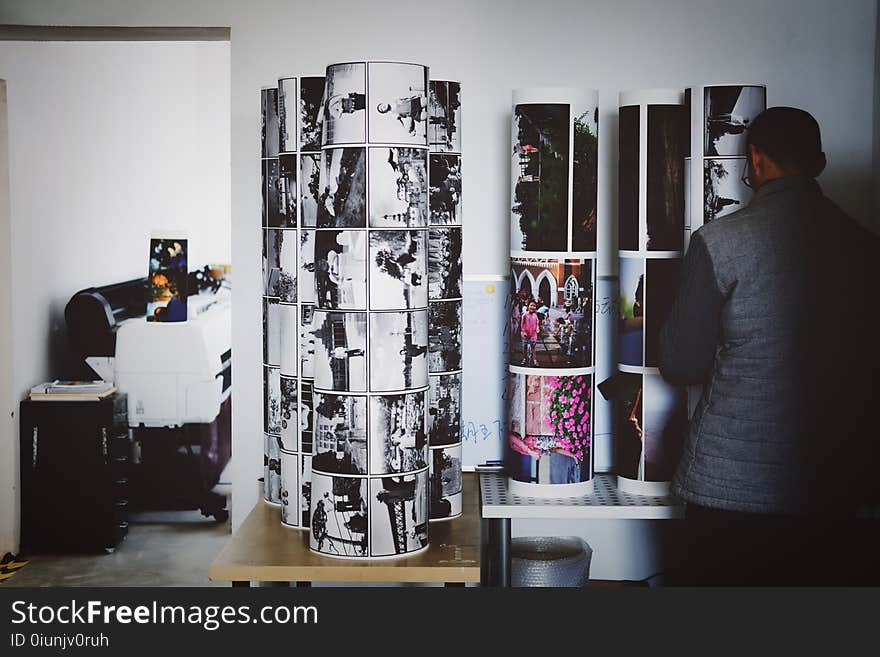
top-left (618, 104), bottom-right (639, 251)
top-left (645, 258), bottom-right (682, 368)
top-left (615, 372), bottom-right (644, 481)
top-left (643, 372), bottom-right (687, 482)
top-left (647, 104), bottom-right (686, 251)
top-left (619, 257), bottom-right (644, 367)
top-left (571, 103), bottom-right (599, 251)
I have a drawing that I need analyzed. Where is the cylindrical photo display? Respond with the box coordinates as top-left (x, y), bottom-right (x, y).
top-left (427, 79), bottom-right (463, 520)
top-left (308, 61), bottom-right (431, 559)
top-left (507, 88), bottom-right (598, 498)
top-left (615, 89), bottom-right (688, 495)
top-left (262, 76), bottom-right (325, 522)
top-left (683, 84), bottom-right (766, 248)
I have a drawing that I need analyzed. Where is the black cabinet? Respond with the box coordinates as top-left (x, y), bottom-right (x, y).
top-left (19, 394), bottom-right (130, 553)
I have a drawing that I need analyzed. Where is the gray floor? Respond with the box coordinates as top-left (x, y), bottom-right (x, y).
top-left (3, 507), bottom-right (231, 588)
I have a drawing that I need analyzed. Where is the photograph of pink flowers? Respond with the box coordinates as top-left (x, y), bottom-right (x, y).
top-left (507, 372), bottom-right (593, 488)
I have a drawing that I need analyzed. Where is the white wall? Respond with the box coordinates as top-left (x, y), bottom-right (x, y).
top-left (0, 0), bottom-right (876, 577)
top-left (0, 40), bottom-right (230, 555)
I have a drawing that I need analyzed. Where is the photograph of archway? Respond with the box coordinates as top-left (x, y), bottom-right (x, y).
top-left (509, 258), bottom-right (593, 369)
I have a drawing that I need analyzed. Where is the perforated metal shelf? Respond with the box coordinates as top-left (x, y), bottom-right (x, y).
top-left (479, 472), bottom-right (685, 520)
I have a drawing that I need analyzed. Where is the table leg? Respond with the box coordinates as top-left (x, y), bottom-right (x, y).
top-left (481, 517), bottom-right (511, 587)
top-left (444, 582), bottom-right (466, 587)
top-left (295, 581), bottom-right (312, 588)
top-left (231, 581), bottom-right (249, 587)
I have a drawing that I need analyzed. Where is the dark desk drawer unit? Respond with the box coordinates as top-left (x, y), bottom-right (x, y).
top-left (19, 393), bottom-right (131, 553)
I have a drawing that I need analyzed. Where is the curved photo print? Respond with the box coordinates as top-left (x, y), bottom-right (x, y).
top-left (313, 230), bottom-right (367, 310)
top-left (278, 78), bottom-right (297, 154)
top-left (310, 310), bottom-right (367, 393)
top-left (369, 146), bottom-right (428, 228)
top-left (645, 258), bottom-right (682, 368)
top-left (507, 372), bottom-right (593, 485)
top-left (367, 62), bottom-right (428, 145)
top-left (300, 153), bottom-right (321, 227)
top-left (299, 304), bottom-right (317, 380)
top-left (279, 302), bottom-right (297, 377)
top-left (511, 103), bottom-right (570, 252)
top-left (263, 297), bottom-right (280, 367)
top-left (646, 105), bottom-right (686, 251)
top-left (428, 228), bottom-right (462, 300)
top-left (428, 300), bottom-right (462, 374)
top-left (280, 451), bottom-right (299, 527)
top-left (278, 153), bottom-right (299, 228)
top-left (265, 228), bottom-right (297, 302)
top-left (311, 393), bottom-right (368, 475)
top-left (300, 76), bottom-right (325, 153)
top-left (369, 391), bottom-right (428, 476)
top-left (280, 376), bottom-right (299, 452)
top-left (619, 257), bottom-right (644, 367)
top-left (310, 472), bottom-right (368, 558)
top-left (263, 365), bottom-right (281, 435)
top-left (571, 103), bottom-right (598, 252)
top-left (317, 147), bottom-right (367, 228)
top-left (369, 230), bottom-right (428, 310)
top-left (643, 372), bottom-right (687, 482)
top-left (263, 158), bottom-right (282, 228)
top-left (264, 433), bottom-right (282, 503)
top-left (615, 372), bottom-right (643, 480)
top-left (430, 444), bottom-right (462, 519)
top-left (618, 105), bottom-right (639, 252)
top-left (322, 63), bottom-right (366, 146)
top-left (369, 472), bottom-right (429, 557)
top-left (300, 454), bottom-right (312, 528)
top-left (509, 258), bottom-right (593, 369)
top-left (428, 80), bottom-right (461, 153)
top-left (704, 158), bottom-right (752, 224)
top-left (704, 85), bottom-right (765, 157)
top-left (299, 381), bottom-right (314, 455)
top-left (370, 310), bottom-right (429, 392)
top-left (429, 154), bottom-right (462, 225)
top-left (428, 372), bottom-right (461, 446)
top-left (261, 87), bottom-right (279, 159)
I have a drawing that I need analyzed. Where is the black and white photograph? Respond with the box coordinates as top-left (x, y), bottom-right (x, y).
top-left (645, 258), bottom-right (682, 368)
top-left (704, 85), bottom-right (766, 157)
top-left (703, 158), bottom-right (752, 224)
top-left (428, 227), bottom-right (462, 301)
top-left (369, 392), bottom-right (428, 476)
top-left (618, 104), bottom-right (639, 251)
top-left (367, 62), bottom-right (428, 145)
top-left (313, 229), bottom-right (367, 310)
top-left (310, 472), bottom-right (368, 558)
top-left (263, 297), bottom-right (280, 367)
top-left (300, 75), bottom-right (324, 152)
top-left (322, 62), bottom-right (366, 146)
top-left (429, 153), bottom-right (462, 225)
top-left (300, 454), bottom-right (312, 528)
top-left (278, 153), bottom-right (298, 227)
top-left (317, 147), bottom-right (367, 228)
top-left (369, 471), bottom-right (429, 557)
top-left (310, 310), bottom-right (367, 393)
top-left (280, 450), bottom-right (299, 527)
top-left (262, 86), bottom-right (279, 159)
top-left (279, 302), bottom-right (297, 377)
top-left (510, 103), bottom-right (570, 252)
top-left (299, 229), bottom-right (315, 304)
top-left (278, 77), bottom-right (297, 154)
top-left (300, 304), bottom-right (316, 379)
top-left (509, 258), bottom-right (593, 369)
top-left (280, 375), bottom-right (299, 452)
top-left (300, 153), bottom-right (321, 227)
top-left (430, 444), bottom-right (462, 519)
top-left (370, 310), bottom-right (429, 392)
top-left (428, 301), bottom-right (462, 374)
top-left (428, 372), bottom-right (461, 447)
top-left (369, 230), bottom-right (428, 310)
top-left (311, 393), bottom-right (368, 476)
top-left (265, 228), bottom-right (297, 301)
top-left (643, 371), bottom-right (687, 482)
top-left (647, 104), bottom-right (686, 251)
top-left (263, 157), bottom-right (282, 227)
top-left (300, 381), bottom-right (314, 455)
top-left (369, 146), bottom-right (428, 228)
top-left (264, 365), bottom-right (281, 435)
top-left (264, 433), bottom-right (282, 503)
top-left (428, 80), bottom-right (461, 152)
top-left (571, 103), bottom-right (599, 252)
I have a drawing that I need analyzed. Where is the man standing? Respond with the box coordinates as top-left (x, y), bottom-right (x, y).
top-left (659, 107), bottom-right (879, 585)
top-left (520, 301), bottom-right (540, 366)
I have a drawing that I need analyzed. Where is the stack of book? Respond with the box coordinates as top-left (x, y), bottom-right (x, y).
top-left (29, 380), bottom-right (117, 402)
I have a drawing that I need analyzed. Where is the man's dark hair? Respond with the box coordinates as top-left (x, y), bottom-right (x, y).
top-left (745, 107), bottom-right (825, 177)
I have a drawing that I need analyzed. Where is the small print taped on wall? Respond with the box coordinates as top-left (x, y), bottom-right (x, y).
top-left (147, 236), bottom-right (187, 322)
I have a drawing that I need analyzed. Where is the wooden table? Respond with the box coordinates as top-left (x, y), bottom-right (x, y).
top-left (209, 473), bottom-right (480, 586)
